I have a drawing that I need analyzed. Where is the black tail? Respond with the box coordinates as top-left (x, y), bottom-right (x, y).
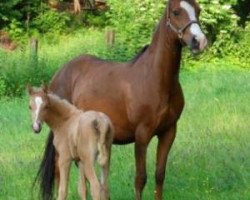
top-left (34, 131), bottom-right (55, 200)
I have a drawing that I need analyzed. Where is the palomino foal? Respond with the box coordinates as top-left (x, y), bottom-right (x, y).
top-left (28, 86), bottom-right (113, 200)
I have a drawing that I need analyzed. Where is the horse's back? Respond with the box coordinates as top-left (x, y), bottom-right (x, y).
top-left (50, 54), bottom-right (125, 101)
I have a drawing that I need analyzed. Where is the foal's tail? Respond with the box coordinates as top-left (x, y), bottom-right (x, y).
top-left (94, 119), bottom-right (113, 166)
top-left (34, 131), bottom-right (56, 200)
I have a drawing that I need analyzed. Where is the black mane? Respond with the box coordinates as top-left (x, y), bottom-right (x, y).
top-left (131, 45), bottom-right (149, 63)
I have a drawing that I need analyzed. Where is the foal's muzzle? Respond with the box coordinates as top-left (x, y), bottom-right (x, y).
top-left (32, 122), bottom-right (42, 133)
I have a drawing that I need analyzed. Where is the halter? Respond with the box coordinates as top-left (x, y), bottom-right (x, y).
top-left (166, 3), bottom-right (199, 39)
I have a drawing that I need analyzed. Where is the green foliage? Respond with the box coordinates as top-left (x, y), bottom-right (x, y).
top-left (199, 0), bottom-right (239, 56)
top-left (1, 0), bottom-right (249, 60)
top-left (104, 0), bottom-right (246, 59)
top-left (225, 21), bottom-right (250, 68)
top-left (32, 9), bottom-right (70, 34)
top-left (7, 19), bottom-right (26, 41)
top-left (0, 0), bottom-right (41, 29)
top-left (0, 49), bottom-right (55, 97)
top-left (0, 76), bottom-right (6, 98)
top-left (105, 0), bottom-right (166, 56)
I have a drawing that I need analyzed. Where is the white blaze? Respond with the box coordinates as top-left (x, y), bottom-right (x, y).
top-left (180, 1), bottom-right (207, 50)
top-left (34, 96), bottom-right (43, 128)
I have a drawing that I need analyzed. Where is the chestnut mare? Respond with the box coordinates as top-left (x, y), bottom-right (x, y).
top-left (36, 0), bottom-right (207, 199)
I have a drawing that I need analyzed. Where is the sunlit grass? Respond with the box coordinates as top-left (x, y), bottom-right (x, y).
top-left (0, 69), bottom-right (249, 199)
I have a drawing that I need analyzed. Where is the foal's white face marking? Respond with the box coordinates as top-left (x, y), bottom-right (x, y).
top-left (33, 96), bottom-right (43, 130)
top-left (180, 1), bottom-right (207, 50)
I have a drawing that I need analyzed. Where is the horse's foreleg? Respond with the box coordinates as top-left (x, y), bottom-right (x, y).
top-left (57, 158), bottom-right (71, 200)
top-left (134, 125), bottom-right (152, 200)
top-left (78, 162), bottom-right (87, 200)
top-left (154, 124), bottom-right (176, 200)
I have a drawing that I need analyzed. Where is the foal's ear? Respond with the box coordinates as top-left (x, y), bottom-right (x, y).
top-left (27, 84), bottom-right (34, 95)
top-left (42, 84), bottom-right (49, 94)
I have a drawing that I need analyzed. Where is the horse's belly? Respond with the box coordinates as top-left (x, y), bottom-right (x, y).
top-left (112, 129), bottom-right (135, 144)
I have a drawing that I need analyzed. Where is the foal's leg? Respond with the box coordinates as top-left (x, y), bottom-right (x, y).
top-left (100, 145), bottom-right (112, 200)
top-left (55, 153), bottom-right (60, 189)
top-left (78, 162), bottom-right (87, 200)
top-left (57, 158), bottom-right (71, 200)
top-left (83, 158), bottom-right (101, 200)
top-left (154, 124), bottom-right (176, 200)
top-left (134, 125), bottom-right (152, 200)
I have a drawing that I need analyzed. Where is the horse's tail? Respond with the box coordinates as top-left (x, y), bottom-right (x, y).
top-left (94, 118), bottom-right (113, 166)
top-left (34, 131), bottom-right (55, 200)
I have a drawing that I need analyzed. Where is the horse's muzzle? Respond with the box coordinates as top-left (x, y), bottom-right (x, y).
top-left (190, 34), bottom-right (208, 54)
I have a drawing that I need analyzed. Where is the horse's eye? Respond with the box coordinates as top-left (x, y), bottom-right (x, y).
top-left (173, 10), bottom-right (180, 16)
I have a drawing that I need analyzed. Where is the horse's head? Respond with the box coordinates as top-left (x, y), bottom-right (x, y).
top-left (167, 0), bottom-right (207, 53)
top-left (27, 85), bottom-right (49, 134)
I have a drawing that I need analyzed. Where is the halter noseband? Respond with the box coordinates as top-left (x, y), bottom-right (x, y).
top-left (166, 3), bottom-right (199, 39)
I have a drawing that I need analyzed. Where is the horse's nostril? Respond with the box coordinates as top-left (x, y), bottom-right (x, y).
top-left (192, 36), bottom-right (199, 49)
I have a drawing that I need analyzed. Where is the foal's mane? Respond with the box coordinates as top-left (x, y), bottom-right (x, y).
top-left (48, 93), bottom-right (80, 115)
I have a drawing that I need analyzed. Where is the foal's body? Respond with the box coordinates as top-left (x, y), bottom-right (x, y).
top-left (38, 0), bottom-right (208, 199)
top-left (29, 89), bottom-right (113, 200)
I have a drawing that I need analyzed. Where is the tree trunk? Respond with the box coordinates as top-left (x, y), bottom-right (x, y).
top-left (74, 0), bottom-right (81, 13)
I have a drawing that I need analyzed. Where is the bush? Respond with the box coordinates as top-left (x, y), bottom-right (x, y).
top-left (0, 76), bottom-right (6, 98)
top-left (31, 9), bottom-right (71, 34)
top-left (0, 48), bottom-right (56, 97)
top-left (105, 0), bottom-right (166, 57)
top-left (104, 0), bottom-right (244, 58)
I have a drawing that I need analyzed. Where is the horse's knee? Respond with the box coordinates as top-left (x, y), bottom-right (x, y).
top-left (155, 169), bottom-right (165, 185)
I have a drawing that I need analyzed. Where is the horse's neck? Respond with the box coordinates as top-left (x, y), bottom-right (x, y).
top-left (45, 94), bottom-right (78, 130)
top-left (137, 13), bottom-right (182, 89)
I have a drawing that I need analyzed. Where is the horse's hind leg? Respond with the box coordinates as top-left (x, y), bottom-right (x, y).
top-left (83, 158), bottom-right (101, 200)
top-left (100, 145), bottom-right (112, 200)
top-left (78, 162), bottom-right (87, 200)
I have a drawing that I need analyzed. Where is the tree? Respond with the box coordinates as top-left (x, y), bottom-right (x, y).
top-left (74, 0), bottom-right (81, 13)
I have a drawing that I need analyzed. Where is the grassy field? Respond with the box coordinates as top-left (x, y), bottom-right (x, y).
top-left (0, 68), bottom-right (249, 200)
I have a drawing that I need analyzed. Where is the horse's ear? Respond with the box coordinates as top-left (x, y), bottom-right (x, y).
top-left (27, 84), bottom-right (34, 95)
top-left (42, 84), bottom-right (49, 94)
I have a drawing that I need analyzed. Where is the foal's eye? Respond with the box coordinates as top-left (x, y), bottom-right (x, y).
top-left (173, 10), bottom-right (180, 16)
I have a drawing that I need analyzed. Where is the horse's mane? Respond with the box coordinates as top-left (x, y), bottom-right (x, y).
top-left (48, 93), bottom-right (80, 115)
top-left (130, 45), bottom-right (149, 63)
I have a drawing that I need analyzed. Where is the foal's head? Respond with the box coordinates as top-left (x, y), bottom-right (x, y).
top-left (28, 85), bottom-right (49, 133)
top-left (166, 0), bottom-right (207, 53)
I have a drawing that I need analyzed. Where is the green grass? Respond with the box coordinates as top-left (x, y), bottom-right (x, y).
top-left (0, 69), bottom-right (249, 200)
